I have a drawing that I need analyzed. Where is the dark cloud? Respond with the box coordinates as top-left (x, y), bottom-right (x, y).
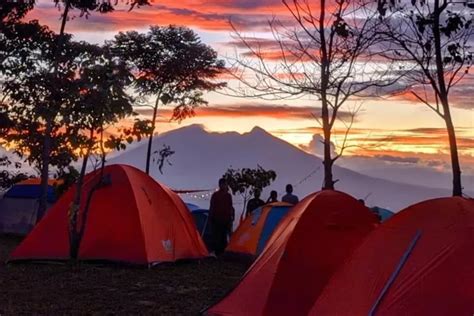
top-left (373, 155), bottom-right (420, 164)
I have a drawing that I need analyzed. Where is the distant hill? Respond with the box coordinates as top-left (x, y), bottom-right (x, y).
top-left (108, 125), bottom-right (464, 213)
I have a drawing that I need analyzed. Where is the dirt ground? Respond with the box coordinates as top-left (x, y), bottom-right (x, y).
top-left (0, 235), bottom-right (248, 315)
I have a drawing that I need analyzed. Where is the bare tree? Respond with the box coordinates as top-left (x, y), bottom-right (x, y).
top-left (228, 0), bottom-right (397, 190)
top-left (377, 0), bottom-right (473, 196)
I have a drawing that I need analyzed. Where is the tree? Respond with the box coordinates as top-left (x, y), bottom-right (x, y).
top-left (0, 22), bottom-right (83, 214)
top-left (228, 0), bottom-right (397, 190)
top-left (54, 42), bottom-right (152, 259)
top-left (153, 144), bottom-right (175, 174)
top-left (54, 166), bottom-right (79, 198)
top-left (25, 0), bottom-right (152, 228)
top-left (0, 1), bottom-right (34, 25)
top-left (376, 0), bottom-right (472, 196)
top-left (0, 156), bottom-right (31, 191)
top-left (222, 165), bottom-right (277, 219)
top-left (109, 25), bottom-right (226, 174)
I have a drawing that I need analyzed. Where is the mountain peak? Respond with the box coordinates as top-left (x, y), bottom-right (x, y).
top-left (248, 126), bottom-right (271, 136)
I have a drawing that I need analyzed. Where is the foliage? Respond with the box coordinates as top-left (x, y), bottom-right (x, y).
top-left (377, 0), bottom-right (472, 107)
top-left (109, 25), bottom-right (226, 174)
top-left (0, 156), bottom-right (31, 190)
top-left (152, 144), bottom-right (175, 174)
top-left (67, 42), bottom-right (137, 155)
top-left (59, 41), bottom-right (149, 260)
top-left (0, 1), bottom-right (34, 25)
top-left (222, 165), bottom-right (276, 211)
top-left (376, 0), bottom-right (472, 196)
top-left (0, 21), bottom-right (80, 171)
top-left (54, 165), bottom-right (80, 198)
top-left (110, 25), bottom-right (226, 113)
top-left (53, 0), bottom-right (151, 16)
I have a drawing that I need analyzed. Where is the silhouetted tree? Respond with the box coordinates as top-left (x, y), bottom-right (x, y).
top-left (54, 166), bottom-right (79, 198)
top-left (62, 42), bottom-right (151, 259)
top-left (229, 0), bottom-right (398, 190)
top-left (32, 0), bottom-right (152, 228)
top-left (153, 144), bottom-right (175, 174)
top-left (0, 22), bottom-right (81, 208)
top-left (109, 25), bottom-right (226, 174)
top-left (0, 156), bottom-right (31, 190)
top-left (0, 1), bottom-right (34, 25)
top-left (376, 0), bottom-right (473, 196)
top-left (222, 165), bottom-right (277, 219)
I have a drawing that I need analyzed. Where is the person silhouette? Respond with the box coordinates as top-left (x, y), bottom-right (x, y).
top-left (266, 190), bottom-right (278, 203)
top-left (209, 178), bottom-right (234, 255)
top-left (282, 184), bottom-right (299, 205)
top-left (246, 189), bottom-right (265, 217)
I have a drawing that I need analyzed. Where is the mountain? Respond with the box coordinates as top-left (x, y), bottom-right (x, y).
top-left (108, 125), bottom-right (463, 213)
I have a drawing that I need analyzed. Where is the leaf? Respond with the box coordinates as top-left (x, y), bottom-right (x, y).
top-left (160, 93), bottom-right (172, 105)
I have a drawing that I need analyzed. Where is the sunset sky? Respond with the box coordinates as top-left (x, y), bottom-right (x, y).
top-left (24, 0), bottom-right (474, 177)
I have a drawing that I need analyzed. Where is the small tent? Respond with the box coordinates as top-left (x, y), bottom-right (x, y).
top-left (205, 190), bottom-right (379, 316)
top-left (310, 197), bottom-right (474, 315)
top-left (370, 206), bottom-right (394, 222)
top-left (0, 178), bottom-right (61, 235)
top-left (9, 164), bottom-right (208, 265)
top-left (226, 202), bottom-right (292, 258)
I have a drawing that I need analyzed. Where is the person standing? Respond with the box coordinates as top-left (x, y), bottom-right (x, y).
top-left (209, 178), bottom-right (234, 255)
top-left (266, 190), bottom-right (278, 203)
top-left (282, 184), bottom-right (299, 205)
top-left (246, 189), bottom-right (265, 217)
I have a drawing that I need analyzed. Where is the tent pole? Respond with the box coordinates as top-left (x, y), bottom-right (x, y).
top-left (368, 229), bottom-right (422, 316)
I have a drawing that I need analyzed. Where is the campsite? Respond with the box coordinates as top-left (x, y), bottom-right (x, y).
top-left (1, 0), bottom-right (473, 315)
top-left (0, 235), bottom-right (248, 314)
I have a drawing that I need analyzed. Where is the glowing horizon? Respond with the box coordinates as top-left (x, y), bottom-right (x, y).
top-left (13, 0), bottom-right (474, 176)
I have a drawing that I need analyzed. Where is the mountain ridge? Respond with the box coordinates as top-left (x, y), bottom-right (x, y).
top-left (109, 124), bottom-right (465, 212)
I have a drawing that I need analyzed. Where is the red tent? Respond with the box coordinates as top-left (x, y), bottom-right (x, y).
top-left (9, 164), bottom-right (208, 265)
top-left (310, 197), bottom-right (474, 315)
top-left (205, 190), bottom-right (379, 316)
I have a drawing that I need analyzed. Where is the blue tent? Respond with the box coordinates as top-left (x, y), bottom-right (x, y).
top-left (5, 184), bottom-right (57, 203)
top-left (0, 181), bottom-right (58, 235)
top-left (185, 203), bottom-right (201, 212)
top-left (370, 206), bottom-right (394, 222)
top-left (190, 209), bottom-right (213, 251)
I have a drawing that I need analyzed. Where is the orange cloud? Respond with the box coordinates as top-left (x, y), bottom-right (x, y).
top-left (135, 103), bottom-right (357, 121)
top-left (387, 75), bottom-right (474, 110)
top-left (26, 1), bottom-right (296, 33)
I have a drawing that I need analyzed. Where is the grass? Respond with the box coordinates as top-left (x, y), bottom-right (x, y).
top-left (0, 235), bottom-right (248, 315)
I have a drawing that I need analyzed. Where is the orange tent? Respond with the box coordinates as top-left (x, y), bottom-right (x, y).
top-left (205, 190), bottom-right (379, 316)
top-left (226, 202), bottom-right (292, 258)
top-left (9, 164), bottom-right (208, 265)
top-left (310, 197), bottom-right (474, 315)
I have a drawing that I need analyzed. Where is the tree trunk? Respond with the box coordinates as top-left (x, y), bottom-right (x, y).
top-left (444, 105), bottom-right (462, 196)
top-left (99, 127), bottom-right (106, 176)
top-left (37, 120), bottom-right (52, 222)
top-left (321, 112), bottom-right (335, 190)
top-left (37, 0), bottom-right (71, 221)
top-left (75, 128), bottom-right (107, 255)
top-left (433, 0), bottom-right (462, 196)
top-left (319, 0), bottom-right (335, 190)
top-left (69, 130), bottom-right (93, 259)
top-left (145, 97), bottom-right (160, 175)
